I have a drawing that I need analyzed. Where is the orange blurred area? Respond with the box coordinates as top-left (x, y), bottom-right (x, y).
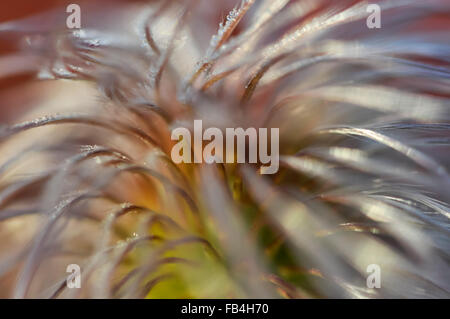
top-left (0, 0), bottom-right (63, 23)
top-left (0, 0), bottom-right (238, 123)
top-left (0, 1), bottom-right (73, 122)
top-left (0, 0), bottom-right (152, 123)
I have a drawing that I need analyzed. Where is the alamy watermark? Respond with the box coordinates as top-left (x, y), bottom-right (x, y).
top-left (66, 264), bottom-right (81, 289)
top-left (367, 4), bottom-right (381, 29)
top-left (366, 264), bottom-right (381, 289)
top-left (65, 4), bottom-right (380, 31)
top-left (171, 120), bottom-right (280, 174)
top-left (66, 4), bottom-right (81, 29)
